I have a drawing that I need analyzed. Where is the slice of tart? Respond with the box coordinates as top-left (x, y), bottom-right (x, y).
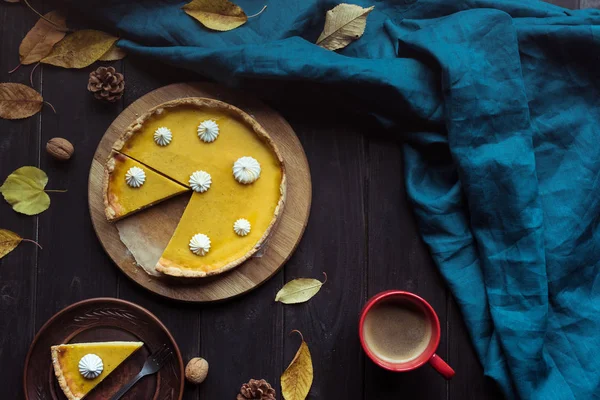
top-left (109, 98), bottom-right (286, 278)
top-left (51, 341), bottom-right (143, 400)
top-left (104, 151), bottom-right (189, 221)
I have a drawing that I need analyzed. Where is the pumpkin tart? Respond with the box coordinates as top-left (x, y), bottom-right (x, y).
top-left (107, 98), bottom-right (286, 278)
top-left (51, 341), bottom-right (143, 400)
top-left (104, 151), bottom-right (189, 221)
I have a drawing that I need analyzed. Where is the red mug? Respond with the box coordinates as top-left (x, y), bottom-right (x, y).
top-left (359, 290), bottom-right (455, 379)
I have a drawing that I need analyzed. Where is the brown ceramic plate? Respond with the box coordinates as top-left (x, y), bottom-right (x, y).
top-left (23, 298), bottom-right (184, 400)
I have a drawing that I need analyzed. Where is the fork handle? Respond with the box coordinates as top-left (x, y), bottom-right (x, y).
top-left (109, 371), bottom-right (146, 400)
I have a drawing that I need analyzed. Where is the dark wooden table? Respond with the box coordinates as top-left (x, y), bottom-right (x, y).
top-left (0, 0), bottom-right (587, 399)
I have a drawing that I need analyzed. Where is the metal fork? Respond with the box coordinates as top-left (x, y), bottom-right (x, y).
top-left (110, 344), bottom-right (173, 400)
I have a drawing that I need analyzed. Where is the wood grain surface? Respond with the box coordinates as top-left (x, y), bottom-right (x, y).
top-left (88, 83), bottom-right (311, 302)
top-left (0, 0), bottom-right (582, 398)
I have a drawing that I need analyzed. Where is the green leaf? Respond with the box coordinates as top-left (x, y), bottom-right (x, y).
top-left (275, 272), bottom-right (327, 304)
top-left (0, 166), bottom-right (51, 215)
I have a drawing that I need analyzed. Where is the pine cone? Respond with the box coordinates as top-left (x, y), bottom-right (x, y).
top-left (236, 379), bottom-right (276, 400)
top-left (87, 66), bottom-right (124, 102)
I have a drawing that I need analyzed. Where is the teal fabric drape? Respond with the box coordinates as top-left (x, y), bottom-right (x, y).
top-left (67, 0), bottom-right (600, 398)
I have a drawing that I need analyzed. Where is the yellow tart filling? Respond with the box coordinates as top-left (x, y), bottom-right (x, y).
top-left (113, 102), bottom-right (283, 276)
top-left (119, 106), bottom-right (281, 188)
top-left (105, 152), bottom-right (189, 221)
top-left (52, 341), bottom-right (143, 398)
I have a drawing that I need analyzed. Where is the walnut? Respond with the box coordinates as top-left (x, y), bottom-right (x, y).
top-left (185, 357), bottom-right (208, 384)
top-left (46, 137), bottom-right (74, 161)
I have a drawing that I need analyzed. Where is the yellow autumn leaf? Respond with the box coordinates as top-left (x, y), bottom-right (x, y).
top-left (19, 10), bottom-right (67, 65)
top-left (316, 4), bottom-right (374, 51)
top-left (281, 330), bottom-right (313, 400)
top-left (0, 229), bottom-right (22, 259)
top-left (41, 30), bottom-right (118, 69)
top-left (183, 0), bottom-right (247, 31)
top-left (275, 272), bottom-right (327, 304)
top-left (98, 43), bottom-right (127, 61)
top-left (0, 229), bottom-right (42, 260)
top-left (0, 166), bottom-right (51, 215)
top-left (183, 0), bottom-right (266, 31)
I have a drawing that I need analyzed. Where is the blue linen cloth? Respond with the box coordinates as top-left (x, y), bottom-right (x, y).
top-left (67, 0), bottom-right (600, 398)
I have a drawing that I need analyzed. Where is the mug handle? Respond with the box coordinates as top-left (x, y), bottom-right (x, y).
top-left (429, 353), bottom-right (455, 379)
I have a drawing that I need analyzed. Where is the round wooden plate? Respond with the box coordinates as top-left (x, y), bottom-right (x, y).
top-left (88, 82), bottom-right (311, 302)
top-left (23, 298), bottom-right (184, 400)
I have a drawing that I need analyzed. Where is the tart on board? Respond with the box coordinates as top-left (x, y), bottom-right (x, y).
top-left (104, 98), bottom-right (286, 278)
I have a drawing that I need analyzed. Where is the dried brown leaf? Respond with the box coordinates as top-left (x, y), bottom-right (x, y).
top-left (98, 43), bottom-right (127, 61)
top-left (19, 11), bottom-right (67, 65)
top-left (4, 0), bottom-right (20, 3)
top-left (0, 83), bottom-right (43, 120)
top-left (183, 0), bottom-right (248, 31)
top-left (41, 30), bottom-right (118, 69)
top-left (317, 4), bottom-right (374, 51)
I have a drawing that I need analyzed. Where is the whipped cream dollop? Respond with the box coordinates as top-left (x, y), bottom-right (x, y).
top-left (189, 170), bottom-right (212, 193)
top-left (125, 166), bottom-right (146, 188)
top-left (197, 120), bottom-right (219, 143)
top-left (233, 218), bottom-right (251, 236)
top-left (79, 354), bottom-right (103, 379)
top-left (154, 127), bottom-right (172, 146)
top-left (233, 156), bottom-right (261, 184)
top-left (190, 233), bottom-right (211, 256)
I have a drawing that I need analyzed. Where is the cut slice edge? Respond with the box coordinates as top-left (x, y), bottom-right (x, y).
top-left (104, 151), bottom-right (190, 222)
top-left (155, 176), bottom-right (287, 279)
top-left (51, 341), bottom-right (143, 400)
top-left (111, 97), bottom-right (286, 188)
top-left (112, 149), bottom-right (190, 188)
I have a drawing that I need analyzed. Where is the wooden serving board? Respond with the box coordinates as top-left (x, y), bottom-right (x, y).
top-left (88, 83), bottom-right (311, 302)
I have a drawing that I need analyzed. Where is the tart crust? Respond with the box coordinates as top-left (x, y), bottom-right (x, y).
top-left (109, 97), bottom-right (286, 278)
top-left (103, 155), bottom-right (119, 221)
top-left (51, 346), bottom-right (79, 400)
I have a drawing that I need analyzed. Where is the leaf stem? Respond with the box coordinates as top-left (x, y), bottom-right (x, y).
top-left (8, 63), bottom-right (21, 74)
top-left (247, 5), bottom-right (267, 19)
top-left (44, 189), bottom-right (67, 193)
top-left (290, 329), bottom-right (305, 342)
top-left (21, 238), bottom-right (43, 250)
top-left (321, 271), bottom-right (328, 284)
top-left (30, 62), bottom-right (40, 87)
top-left (44, 101), bottom-right (57, 114)
top-left (21, 0), bottom-right (71, 32)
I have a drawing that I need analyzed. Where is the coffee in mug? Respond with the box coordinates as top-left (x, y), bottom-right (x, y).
top-left (359, 291), bottom-right (454, 378)
top-left (362, 298), bottom-right (432, 363)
